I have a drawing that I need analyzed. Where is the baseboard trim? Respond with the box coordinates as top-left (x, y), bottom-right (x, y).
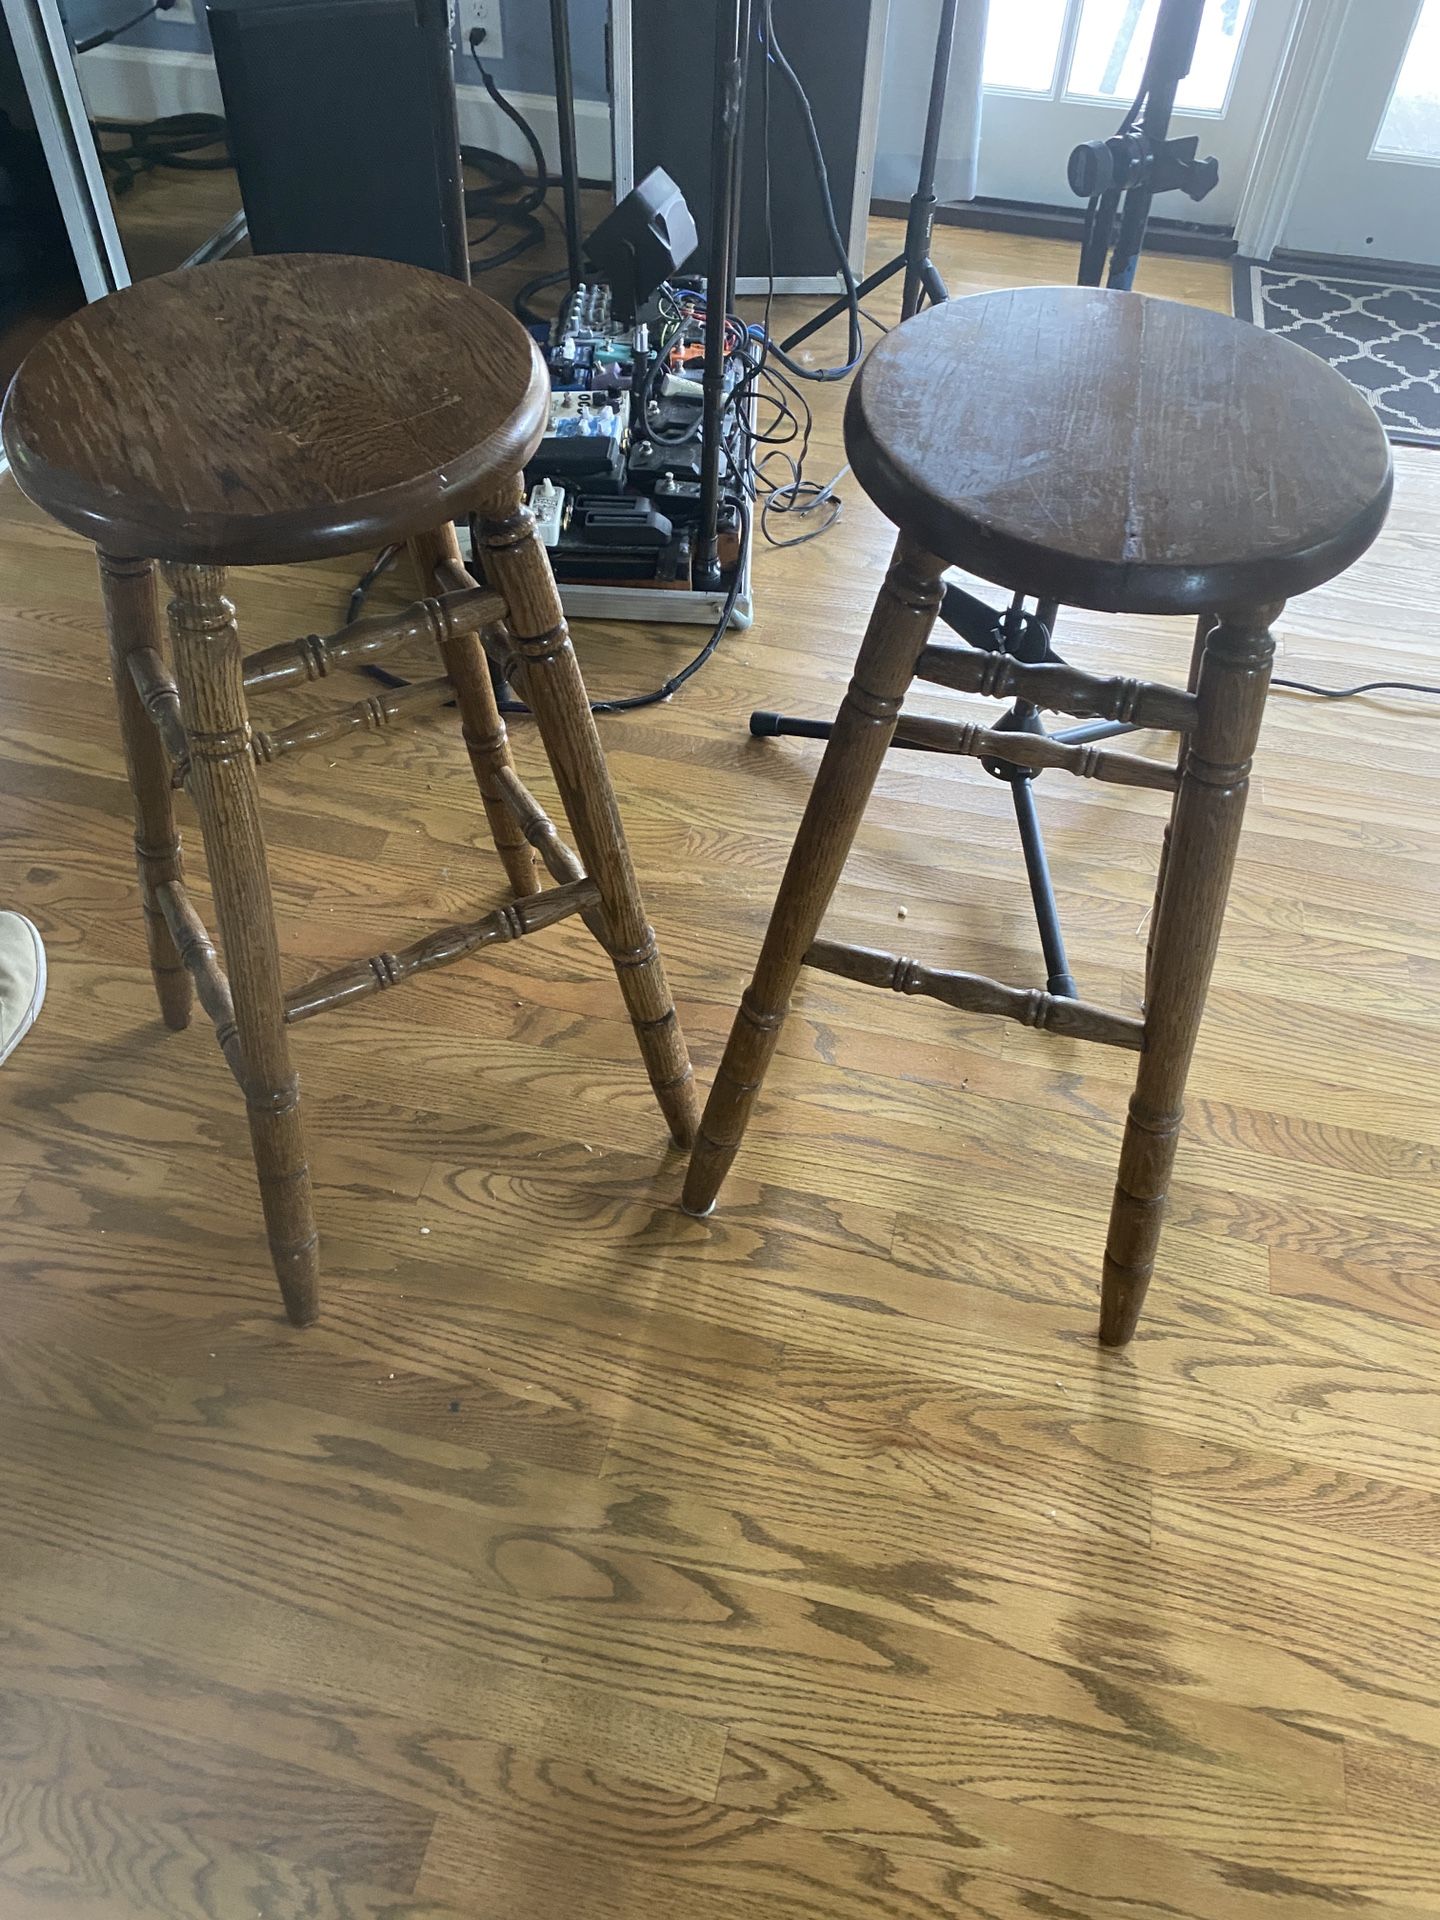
top-left (872, 194), bottom-right (1237, 261)
top-left (76, 45), bottom-right (614, 181)
top-left (1261, 246), bottom-right (1440, 291)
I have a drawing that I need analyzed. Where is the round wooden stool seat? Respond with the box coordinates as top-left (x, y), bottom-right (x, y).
top-left (0, 253), bottom-right (550, 565)
top-left (843, 285), bottom-right (1393, 616)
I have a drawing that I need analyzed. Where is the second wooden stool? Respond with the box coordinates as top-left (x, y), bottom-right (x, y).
top-left (682, 285), bottom-right (1391, 1345)
top-left (2, 253), bottom-right (697, 1325)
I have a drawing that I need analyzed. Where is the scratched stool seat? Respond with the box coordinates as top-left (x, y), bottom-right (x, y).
top-left (682, 284), bottom-right (1392, 1345)
top-left (2, 252), bottom-right (697, 1326)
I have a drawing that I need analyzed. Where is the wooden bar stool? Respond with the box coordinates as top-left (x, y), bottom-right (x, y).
top-left (683, 285), bottom-right (1391, 1345)
top-left (2, 253), bottom-right (697, 1325)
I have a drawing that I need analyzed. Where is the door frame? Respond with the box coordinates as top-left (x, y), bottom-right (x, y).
top-left (1232, 0), bottom-right (1353, 259)
top-left (0, 0), bottom-right (129, 300)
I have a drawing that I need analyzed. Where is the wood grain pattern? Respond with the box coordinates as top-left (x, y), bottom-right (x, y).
top-left (915, 637), bottom-right (1199, 730)
top-left (475, 479), bottom-right (698, 1150)
top-left (163, 561), bottom-right (320, 1327)
top-left (8, 255), bottom-right (698, 1323)
top-left (98, 552), bottom-right (191, 1029)
top-left (845, 284), bottom-right (1394, 614)
top-left (0, 254), bottom-right (551, 565)
top-left (683, 538), bottom-right (946, 1214)
top-left (283, 877), bottom-right (601, 1022)
top-left (805, 935), bottom-right (1144, 1048)
top-left (888, 709), bottom-right (1180, 790)
top-left (2, 205), bottom-right (1438, 1920)
top-left (1102, 604), bottom-right (1281, 1342)
top-left (690, 284), bottom-right (1380, 1342)
top-left (410, 523), bottom-right (541, 900)
top-left (241, 583), bottom-right (505, 694)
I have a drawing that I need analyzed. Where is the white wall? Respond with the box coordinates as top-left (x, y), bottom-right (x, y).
top-left (873, 0), bottom-right (988, 205)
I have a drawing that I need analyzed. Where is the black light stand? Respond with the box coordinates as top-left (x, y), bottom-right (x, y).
top-left (750, 0), bottom-right (1217, 998)
top-left (549, 0), bottom-right (585, 293)
top-left (778, 0), bottom-right (959, 356)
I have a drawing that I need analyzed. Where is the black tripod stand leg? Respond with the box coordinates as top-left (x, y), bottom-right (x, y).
top-left (549, 0), bottom-right (583, 294)
top-left (751, 710), bottom-right (832, 741)
top-left (1010, 777), bottom-right (1077, 999)
top-left (938, 581), bottom-right (1009, 650)
top-left (778, 257), bottom-right (905, 355)
top-left (1053, 716), bottom-right (1140, 745)
top-left (920, 258), bottom-right (949, 306)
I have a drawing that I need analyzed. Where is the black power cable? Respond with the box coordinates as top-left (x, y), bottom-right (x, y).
top-left (756, 0), bottom-right (864, 383)
top-left (492, 498), bottom-right (752, 718)
top-left (463, 39), bottom-right (548, 277)
top-left (1273, 676), bottom-right (1440, 701)
top-left (92, 114), bottom-right (230, 194)
top-left (75, 0), bottom-right (165, 54)
top-left (720, 4), bottom-right (852, 550)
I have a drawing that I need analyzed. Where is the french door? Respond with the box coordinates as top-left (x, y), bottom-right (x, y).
top-left (1279, 0), bottom-right (1440, 268)
top-left (976, 0), bottom-right (1301, 230)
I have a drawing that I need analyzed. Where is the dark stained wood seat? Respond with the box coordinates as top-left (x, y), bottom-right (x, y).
top-left (843, 285), bottom-right (1393, 616)
top-left (1, 253), bottom-right (551, 565)
top-left (685, 284), bottom-right (1393, 1348)
top-left (1, 252), bottom-right (696, 1327)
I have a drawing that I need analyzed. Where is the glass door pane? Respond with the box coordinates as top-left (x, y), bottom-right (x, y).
top-left (1374, 0), bottom-right (1440, 162)
top-left (975, 0), bottom-right (1299, 228)
top-left (981, 0), bottom-right (1070, 95)
top-left (1065, 0), bottom-right (1257, 113)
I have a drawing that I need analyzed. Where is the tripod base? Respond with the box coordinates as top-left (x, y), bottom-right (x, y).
top-left (779, 246), bottom-right (948, 355)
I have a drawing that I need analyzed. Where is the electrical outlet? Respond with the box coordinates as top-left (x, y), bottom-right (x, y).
top-left (464, 0), bottom-right (504, 60)
top-left (160, 0), bottom-right (195, 23)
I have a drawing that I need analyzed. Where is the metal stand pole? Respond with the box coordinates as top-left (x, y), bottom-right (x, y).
top-left (1102, 0), bottom-right (1204, 289)
top-left (695, 0), bottom-right (751, 591)
top-left (779, 0), bottom-right (957, 355)
top-left (549, 0), bottom-right (584, 294)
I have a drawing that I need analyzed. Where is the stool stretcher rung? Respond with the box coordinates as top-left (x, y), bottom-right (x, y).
top-left (251, 676), bottom-right (453, 765)
top-left (494, 764), bottom-right (584, 884)
top-left (892, 714), bottom-right (1178, 791)
top-left (916, 642), bottom-right (1197, 734)
top-left (805, 938), bottom-right (1145, 1051)
top-left (133, 652), bottom-right (456, 780)
top-left (155, 880), bottom-right (245, 1084)
top-left (128, 647), bottom-right (191, 779)
top-left (284, 876), bottom-right (601, 1024)
top-left (426, 548), bottom-right (524, 688)
top-left (431, 551), bottom-right (477, 597)
top-left (242, 585), bottom-right (505, 693)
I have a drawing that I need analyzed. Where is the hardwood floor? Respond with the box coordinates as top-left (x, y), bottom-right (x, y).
top-left (3, 205), bottom-right (1440, 1918)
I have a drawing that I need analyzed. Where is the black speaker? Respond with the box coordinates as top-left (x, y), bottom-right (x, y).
top-left (208, 0), bottom-right (468, 280)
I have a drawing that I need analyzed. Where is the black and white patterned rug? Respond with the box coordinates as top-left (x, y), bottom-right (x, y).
top-left (1232, 261), bottom-right (1440, 449)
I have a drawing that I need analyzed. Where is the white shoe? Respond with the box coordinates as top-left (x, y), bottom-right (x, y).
top-left (0, 913), bottom-right (46, 1064)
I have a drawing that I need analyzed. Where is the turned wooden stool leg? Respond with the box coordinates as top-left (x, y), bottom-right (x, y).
top-left (409, 525), bottom-right (540, 899)
top-left (1102, 603), bottom-right (1279, 1346)
top-left (683, 539), bottom-right (947, 1216)
top-left (1144, 614), bottom-right (1216, 1000)
top-left (99, 552), bottom-right (192, 1029)
top-left (473, 479), bottom-right (698, 1148)
top-left (163, 563), bottom-right (320, 1326)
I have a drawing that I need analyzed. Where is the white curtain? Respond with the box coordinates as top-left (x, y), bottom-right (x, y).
top-left (873, 0), bottom-right (988, 204)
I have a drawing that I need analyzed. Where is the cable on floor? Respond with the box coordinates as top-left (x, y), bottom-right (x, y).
top-left (1273, 676), bottom-right (1440, 701)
